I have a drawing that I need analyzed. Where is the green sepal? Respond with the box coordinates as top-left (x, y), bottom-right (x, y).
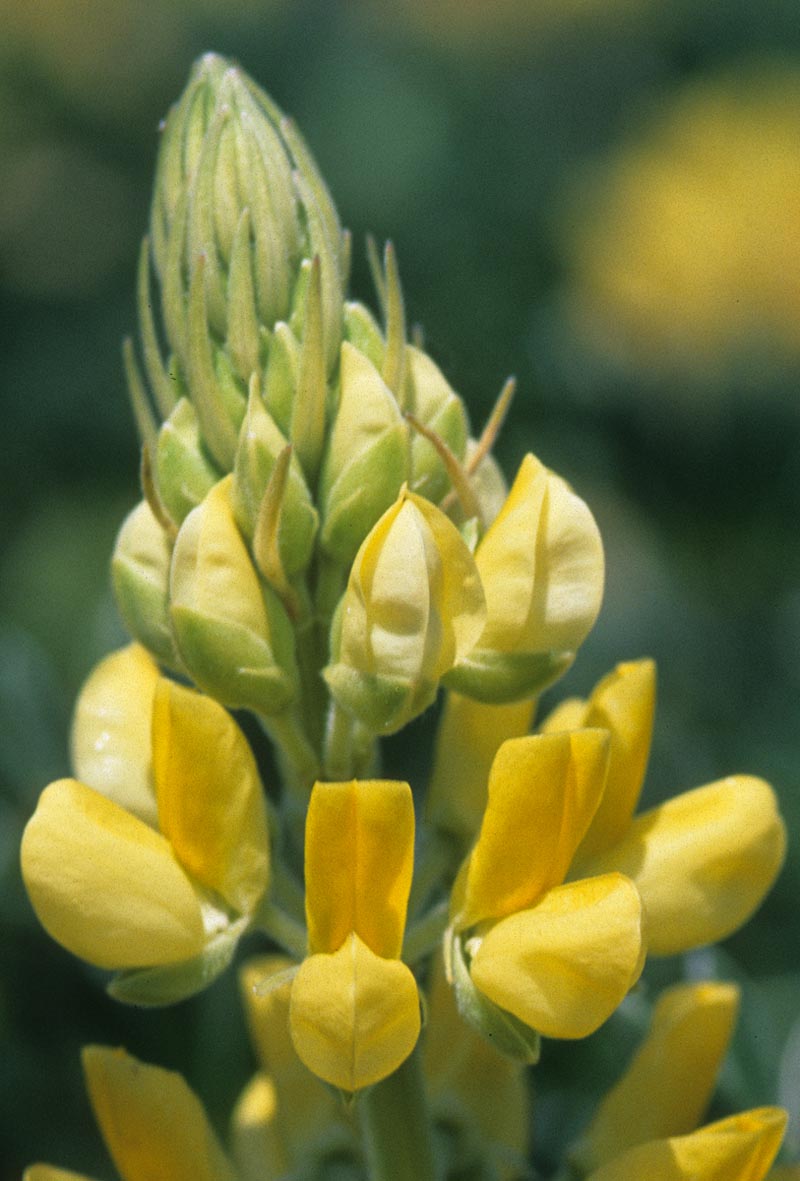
top-left (447, 927), bottom-right (541, 1064)
top-left (263, 322), bottom-right (301, 438)
top-left (323, 661), bottom-right (438, 737)
top-left (343, 300), bottom-right (385, 371)
top-left (107, 918), bottom-right (247, 1007)
top-left (443, 648), bottom-right (574, 704)
top-left (318, 342), bottom-right (408, 567)
top-left (111, 501), bottom-right (183, 671)
top-left (170, 592), bottom-right (299, 717)
top-left (232, 385), bottom-right (318, 576)
top-left (156, 398), bottom-right (220, 524)
top-left (404, 345), bottom-right (469, 502)
top-left (213, 346), bottom-right (248, 440)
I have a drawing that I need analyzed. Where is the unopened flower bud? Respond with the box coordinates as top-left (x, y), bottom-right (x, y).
top-left (129, 53), bottom-right (347, 478)
top-left (232, 383), bottom-right (318, 578)
top-left (404, 345), bottom-right (469, 502)
top-left (318, 341), bottom-right (408, 566)
top-left (169, 476), bottom-right (299, 715)
top-left (111, 501), bottom-right (183, 672)
top-left (445, 452), bottom-right (604, 703)
top-left (155, 398), bottom-right (220, 525)
top-left (324, 489), bottom-right (486, 734)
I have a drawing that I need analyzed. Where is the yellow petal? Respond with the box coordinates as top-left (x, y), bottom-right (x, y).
top-left (83, 1046), bottom-right (237, 1181)
top-left (338, 491), bottom-right (486, 684)
top-left (469, 873), bottom-right (644, 1039)
top-left (153, 679), bottom-right (269, 916)
top-left (580, 776), bottom-right (787, 955)
top-left (573, 980), bottom-right (740, 1172)
top-left (70, 644), bottom-right (160, 827)
top-left (171, 475), bottom-right (270, 642)
top-left (304, 779), bottom-right (414, 957)
top-left (549, 659), bottom-right (656, 863)
top-left (586, 1108), bottom-right (787, 1181)
top-left (289, 932), bottom-right (421, 1091)
top-left (425, 691), bottom-right (535, 841)
top-left (21, 779), bottom-right (205, 969)
top-left (239, 956), bottom-right (337, 1163)
top-left (474, 452), bottom-right (604, 654)
top-left (230, 1074), bottom-right (288, 1181)
top-left (455, 730), bottom-right (610, 930)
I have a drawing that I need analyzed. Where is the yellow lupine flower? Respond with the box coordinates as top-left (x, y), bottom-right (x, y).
top-left (21, 647), bottom-right (269, 993)
top-left (570, 980), bottom-right (740, 1174)
top-left (543, 660), bottom-right (787, 954)
top-left (585, 1107), bottom-right (787, 1181)
top-left (424, 954), bottom-right (530, 1179)
top-left (425, 690), bottom-right (536, 842)
top-left (448, 730), bottom-right (645, 1040)
top-left (324, 488), bottom-right (486, 733)
top-left (445, 452), bottom-right (604, 704)
top-left (25, 1045), bottom-right (238, 1181)
top-left (235, 956), bottom-right (355, 1181)
top-left (289, 779), bottom-right (421, 1091)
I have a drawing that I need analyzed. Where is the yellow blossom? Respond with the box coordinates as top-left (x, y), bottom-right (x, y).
top-left (234, 957), bottom-right (355, 1181)
top-left (21, 646), bottom-right (269, 1001)
top-left (447, 729), bottom-right (645, 1042)
top-left (288, 779), bottom-right (421, 1091)
top-left (445, 452), bottom-right (604, 703)
top-left (324, 488), bottom-right (486, 733)
top-left (24, 1045), bottom-right (238, 1181)
top-left (543, 660), bottom-right (787, 954)
top-left (558, 65), bottom-right (800, 385)
top-left (570, 980), bottom-right (740, 1174)
top-left (586, 1107), bottom-right (787, 1181)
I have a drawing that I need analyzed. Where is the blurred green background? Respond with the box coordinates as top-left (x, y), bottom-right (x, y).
top-left (2, 1), bottom-right (800, 1176)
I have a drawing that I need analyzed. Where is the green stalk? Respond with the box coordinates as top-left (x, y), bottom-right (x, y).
top-left (358, 1048), bottom-right (440, 1181)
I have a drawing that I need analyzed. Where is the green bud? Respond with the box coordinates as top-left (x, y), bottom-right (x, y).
top-left (155, 398), bottom-right (220, 525)
top-left (318, 342), bottom-right (408, 567)
top-left (232, 383), bottom-right (318, 578)
top-left (130, 53), bottom-right (347, 483)
top-left (111, 500), bottom-right (183, 671)
top-left (404, 345), bottom-right (469, 502)
top-left (446, 926), bottom-right (541, 1064)
top-left (169, 477), bottom-right (300, 715)
top-left (263, 321), bottom-right (301, 439)
top-left (343, 300), bottom-right (386, 371)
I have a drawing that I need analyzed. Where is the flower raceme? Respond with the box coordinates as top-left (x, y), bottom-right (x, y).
top-left (542, 659), bottom-right (787, 954)
top-left (20, 644), bottom-right (270, 1003)
top-left (287, 778), bottom-right (421, 1091)
top-left (445, 728), bottom-right (646, 1047)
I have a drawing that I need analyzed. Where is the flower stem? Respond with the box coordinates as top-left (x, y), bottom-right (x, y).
top-left (358, 1048), bottom-right (440, 1181)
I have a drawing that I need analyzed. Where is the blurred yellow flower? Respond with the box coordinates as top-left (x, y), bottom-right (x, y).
top-left (586, 1107), bottom-right (787, 1181)
top-left (570, 980), bottom-right (740, 1173)
top-left (543, 660), bottom-right (787, 954)
top-left (21, 645), bottom-right (269, 999)
top-left (25, 1045), bottom-right (238, 1181)
top-left (289, 779), bottom-right (421, 1091)
top-left (447, 729), bottom-right (645, 1041)
top-left (559, 65), bottom-right (800, 383)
